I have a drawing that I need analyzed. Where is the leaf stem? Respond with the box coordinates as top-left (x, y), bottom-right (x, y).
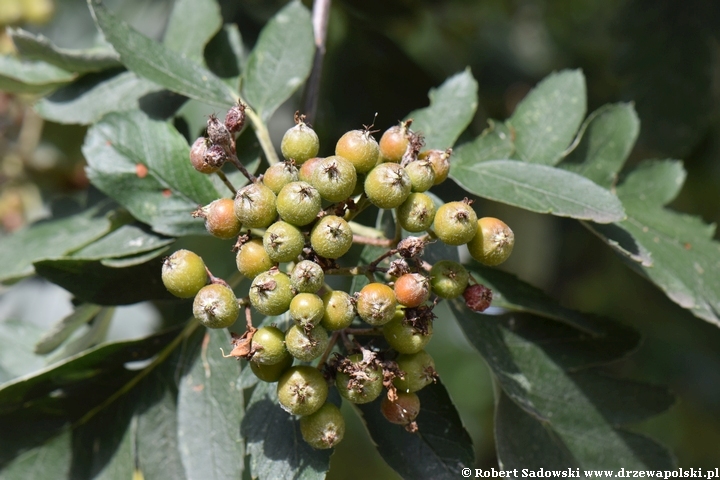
top-left (246, 108), bottom-right (280, 166)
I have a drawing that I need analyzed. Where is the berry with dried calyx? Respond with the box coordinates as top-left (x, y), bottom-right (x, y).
top-left (432, 200), bottom-right (478, 246)
top-left (429, 260), bottom-right (469, 299)
top-left (356, 283), bottom-right (397, 326)
top-left (335, 353), bottom-right (384, 404)
top-left (281, 116), bottom-right (319, 164)
top-left (466, 217), bottom-right (515, 266)
top-left (393, 273), bottom-right (430, 308)
top-left (251, 325), bottom-right (289, 365)
top-left (200, 198), bottom-right (242, 239)
top-left (463, 284), bottom-right (493, 312)
top-left (285, 323), bottom-right (329, 362)
top-left (310, 215), bottom-right (353, 259)
top-left (234, 183), bottom-right (277, 229)
top-left (420, 148), bottom-right (452, 185)
top-left (381, 392), bottom-right (420, 430)
top-left (300, 403), bottom-right (345, 449)
top-left (364, 163), bottom-right (412, 209)
top-left (190, 137), bottom-right (217, 174)
top-left (404, 159), bottom-right (435, 192)
top-left (383, 310), bottom-right (433, 354)
top-left (277, 365), bottom-right (328, 416)
top-left (225, 103), bottom-right (246, 133)
top-left (192, 284), bottom-right (239, 329)
top-left (263, 160), bottom-right (299, 195)
top-left (207, 114), bottom-right (232, 151)
top-left (263, 221), bottom-right (305, 263)
top-left (397, 192), bottom-right (436, 233)
top-left (336, 129), bottom-right (379, 174)
top-left (393, 350), bottom-right (437, 393)
top-left (236, 238), bottom-right (274, 278)
top-left (249, 270), bottom-right (294, 316)
top-left (298, 157), bottom-right (324, 183)
top-left (290, 260), bottom-right (325, 294)
top-left (162, 249), bottom-right (207, 298)
top-left (379, 121), bottom-right (411, 163)
top-left (276, 181), bottom-right (322, 227)
top-left (321, 290), bottom-right (356, 331)
top-left (289, 293), bottom-right (325, 330)
top-left (311, 155), bottom-right (357, 202)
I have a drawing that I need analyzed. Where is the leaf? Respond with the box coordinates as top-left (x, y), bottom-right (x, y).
top-left (355, 380), bottom-right (474, 479)
top-left (0, 209), bottom-right (112, 283)
top-left (177, 329), bottom-right (243, 480)
top-left (205, 24), bottom-right (245, 87)
top-left (163, 0), bottom-right (222, 62)
top-left (242, 1), bottom-right (314, 121)
top-left (0, 320), bottom-right (47, 383)
top-left (453, 120), bottom-right (514, 164)
top-left (99, 246), bottom-right (170, 268)
top-left (0, 55), bottom-right (76, 94)
top-left (33, 255), bottom-right (173, 306)
top-left (242, 381), bottom-right (332, 480)
top-left (560, 103), bottom-right (640, 189)
top-left (406, 69), bottom-right (479, 150)
top-left (34, 303), bottom-right (103, 355)
top-left (89, 0), bottom-right (236, 108)
top-left (450, 159), bottom-right (625, 223)
top-left (508, 69), bottom-right (586, 165)
top-left (449, 304), bottom-right (675, 469)
top-left (9, 28), bottom-right (121, 73)
top-left (71, 224), bottom-right (174, 260)
top-left (34, 70), bottom-right (173, 125)
top-left (83, 110), bottom-right (220, 237)
top-left (588, 161), bottom-right (720, 327)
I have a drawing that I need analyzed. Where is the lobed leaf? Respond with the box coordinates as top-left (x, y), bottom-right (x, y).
top-left (88, 0), bottom-right (236, 107)
top-left (407, 69), bottom-right (479, 150)
top-left (0, 55), bottom-right (75, 95)
top-left (508, 69), bottom-right (586, 165)
top-left (242, 0), bottom-right (315, 121)
top-left (450, 159), bottom-right (625, 223)
top-left (9, 28), bottom-right (120, 73)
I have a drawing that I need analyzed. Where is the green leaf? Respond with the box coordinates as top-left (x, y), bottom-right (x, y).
top-left (453, 120), bottom-right (514, 164)
top-left (616, 159), bottom-right (687, 207)
top-left (33, 303), bottom-right (103, 355)
top-left (560, 103), bottom-right (640, 189)
top-left (71, 224), bottom-right (174, 260)
top-left (83, 110), bottom-right (220, 237)
top-left (163, 0), bottom-right (222, 62)
top-left (356, 380), bottom-right (475, 479)
top-left (33, 255), bottom-right (173, 306)
top-left (205, 24), bottom-right (245, 87)
top-left (0, 55), bottom-right (75, 95)
top-left (450, 305), bottom-right (675, 469)
top-left (0, 430), bottom-right (73, 478)
top-left (508, 69), bottom-right (586, 165)
top-left (9, 28), bottom-right (121, 73)
top-left (450, 159), bottom-right (625, 223)
top-left (99, 246), bottom-right (170, 268)
top-left (406, 69), bottom-right (479, 150)
top-left (177, 329), bottom-right (243, 479)
top-left (242, 381), bottom-right (332, 480)
top-left (34, 71), bottom-right (173, 125)
top-left (0, 320), bottom-right (47, 383)
top-left (88, 0), bottom-right (236, 108)
top-left (242, 1), bottom-right (314, 121)
top-left (0, 209), bottom-right (112, 283)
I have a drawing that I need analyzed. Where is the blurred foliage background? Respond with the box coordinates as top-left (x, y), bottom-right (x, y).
top-left (1, 0), bottom-right (720, 476)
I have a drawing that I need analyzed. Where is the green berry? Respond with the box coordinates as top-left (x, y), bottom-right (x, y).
top-left (289, 293), bottom-right (325, 330)
top-left (234, 183), bottom-right (277, 228)
top-left (311, 155), bottom-right (357, 202)
top-left (276, 181), bottom-right (322, 226)
top-left (298, 157), bottom-right (323, 183)
top-left (249, 270), bottom-right (294, 316)
top-left (263, 221), bottom-right (305, 263)
top-left (263, 161), bottom-right (299, 195)
top-left (290, 260), bottom-right (325, 293)
top-left (310, 215), bottom-right (353, 259)
top-left (364, 163), bottom-right (411, 209)
top-left (393, 350), bottom-right (436, 393)
top-left (321, 290), bottom-right (356, 331)
top-left (236, 238), bottom-right (274, 278)
top-left (397, 192), bottom-right (436, 233)
top-left (281, 122), bottom-right (319, 164)
top-left (466, 217), bottom-right (515, 266)
top-left (429, 260), bottom-right (469, 299)
top-left (251, 326), bottom-right (289, 365)
top-left (285, 324), bottom-right (329, 362)
top-left (335, 129), bottom-right (379, 174)
top-left (383, 314), bottom-right (433, 354)
top-left (335, 354), bottom-right (383, 404)
top-left (433, 201), bottom-right (478, 246)
top-left (356, 283), bottom-right (397, 326)
top-left (300, 403), bottom-right (345, 449)
top-left (277, 366), bottom-right (328, 415)
top-left (192, 284), bottom-right (239, 329)
top-left (250, 354), bottom-right (293, 382)
top-left (162, 249), bottom-right (207, 298)
top-left (404, 160), bottom-right (435, 192)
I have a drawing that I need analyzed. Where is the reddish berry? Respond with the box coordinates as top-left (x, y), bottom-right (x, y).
top-left (463, 284), bottom-right (493, 312)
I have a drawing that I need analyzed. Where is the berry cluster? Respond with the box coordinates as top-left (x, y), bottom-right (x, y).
top-left (161, 108), bottom-right (514, 449)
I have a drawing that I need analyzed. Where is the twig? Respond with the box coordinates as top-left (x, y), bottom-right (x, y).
top-left (302, 0), bottom-right (332, 123)
top-left (215, 170), bottom-right (238, 195)
top-left (353, 235), bottom-right (394, 247)
top-left (226, 151), bottom-right (257, 183)
top-left (317, 330), bottom-right (340, 370)
top-left (346, 327), bottom-right (383, 336)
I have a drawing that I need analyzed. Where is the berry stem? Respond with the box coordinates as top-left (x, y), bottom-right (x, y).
top-left (215, 170), bottom-right (238, 195)
top-left (352, 235), bottom-right (394, 247)
top-left (346, 327), bottom-right (383, 336)
top-left (317, 329), bottom-right (340, 370)
top-left (206, 266), bottom-right (230, 288)
top-left (225, 150), bottom-right (258, 183)
top-left (344, 193), bottom-right (370, 222)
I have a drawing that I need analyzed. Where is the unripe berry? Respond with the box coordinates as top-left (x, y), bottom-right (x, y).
top-left (289, 293), bottom-right (325, 330)
top-left (202, 198), bottom-right (242, 239)
top-left (285, 324), bottom-right (329, 362)
top-left (356, 283), bottom-right (397, 326)
top-left (298, 157), bottom-right (323, 183)
top-left (321, 290), bottom-right (356, 331)
top-left (393, 273), bottom-right (430, 308)
top-left (404, 160), bottom-right (435, 192)
top-left (300, 403), bottom-right (345, 449)
top-left (189, 137), bottom-right (217, 174)
top-left (162, 249), bottom-right (207, 298)
top-left (251, 326), bottom-right (289, 365)
top-left (192, 284), bottom-right (239, 329)
top-left (381, 392), bottom-right (420, 426)
top-left (234, 183), bottom-right (277, 228)
top-left (420, 149), bottom-right (451, 185)
top-left (433, 201), bottom-right (478, 246)
top-left (379, 123), bottom-right (410, 163)
top-left (263, 161), bottom-right (299, 195)
top-left (335, 354), bottom-right (383, 404)
top-left (383, 313), bottom-right (433, 354)
top-left (276, 181), bottom-right (322, 226)
top-left (281, 122), bottom-right (319, 164)
top-left (249, 270), bottom-right (294, 316)
top-left (310, 215), bottom-right (353, 259)
top-left (263, 221), bottom-right (305, 263)
top-left (429, 260), bottom-right (469, 299)
top-left (290, 260), bottom-right (325, 293)
top-left (393, 350), bottom-right (437, 393)
top-left (236, 238), bottom-right (274, 278)
top-left (277, 366), bottom-right (328, 416)
top-left (250, 354), bottom-right (293, 382)
top-left (364, 163), bottom-right (412, 209)
top-left (397, 192), bottom-right (436, 233)
top-left (335, 129), bottom-right (379, 174)
top-left (466, 217), bottom-right (515, 266)
top-left (311, 156), bottom-right (357, 202)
